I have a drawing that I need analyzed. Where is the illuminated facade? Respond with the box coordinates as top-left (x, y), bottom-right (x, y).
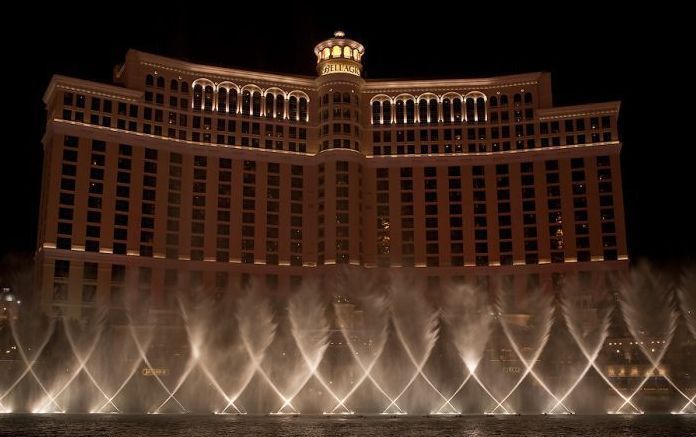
top-left (37, 32), bottom-right (627, 318)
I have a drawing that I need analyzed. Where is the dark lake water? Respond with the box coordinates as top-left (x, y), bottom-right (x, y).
top-left (1, 414), bottom-right (695, 436)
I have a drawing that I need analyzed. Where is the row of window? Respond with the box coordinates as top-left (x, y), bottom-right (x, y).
top-left (55, 135), bottom-right (620, 265)
top-left (63, 91), bottom-right (310, 152)
top-left (372, 158), bottom-right (617, 266)
top-left (189, 79), bottom-right (309, 122)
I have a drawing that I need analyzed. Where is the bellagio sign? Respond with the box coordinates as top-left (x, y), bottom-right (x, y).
top-left (320, 61), bottom-right (361, 77)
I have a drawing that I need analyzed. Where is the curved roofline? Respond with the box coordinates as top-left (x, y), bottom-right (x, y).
top-left (362, 72), bottom-right (548, 91)
top-left (128, 50), bottom-right (551, 91)
top-left (44, 74), bottom-right (142, 104)
top-left (127, 49), bottom-right (317, 87)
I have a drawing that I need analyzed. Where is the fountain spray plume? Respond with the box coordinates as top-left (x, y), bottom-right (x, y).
top-left (383, 271), bottom-right (445, 414)
top-left (281, 279), bottom-right (344, 414)
top-left (166, 292), bottom-right (245, 414)
top-left (435, 280), bottom-right (495, 414)
top-left (554, 277), bottom-right (614, 414)
top-left (676, 268), bottom-right (696, 413)
top-left (330, 267), bottom-right (394, 413)
top-left (92, 322), bottom-right (155, 414)
top-left (231, 285), bottom-right (281, 413)
top-left (32, 311), bottom-right (109, 414)
top-left (2, 307), bottom-right (58, 413)
top-left (60, 308), bottom-right (120, 413)
top-left (492, 286), bottom-right (564, 414)
top-left (616, 263), bottom-right (680, 414)
top-left (122, 298), bottom-right (186, 413)
top-left (678, 269), bottom-right (696, 340)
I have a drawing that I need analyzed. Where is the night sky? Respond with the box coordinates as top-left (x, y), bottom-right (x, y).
top-left (1, 6), bottom-right (692, 265)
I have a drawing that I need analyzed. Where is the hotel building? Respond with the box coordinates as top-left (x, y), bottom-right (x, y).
top-left (37, 32), bottom-right (626, 319)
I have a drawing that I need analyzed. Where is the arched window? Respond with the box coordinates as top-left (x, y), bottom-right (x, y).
top-left (170, 79), bottom-right (178, 91)
top-left (218, 88), bottom-right (227, 113)
top-left (406, 100), bottom-right (415, 124)
top-left (382, 101), bottom-right (392, 125)
top-left (476, 98), bottom-right (486, 122)
top-left (418, 99), bottom-right (428, 123)
top-left (156, 76), bottom-right (165, 88)
top-left (442, 98), bottom-right (452, 123)
top-left (193, 84), bottom-right (203, 110)
top-left (289, 96), bottom-right (298, 120)
top-left (203, 86), bottom-right (214, 111)
top-left (265, 94), bottom-right (274, 117)
top-left (322, 47), bottom-right (330, 60)
top-left (241, 91), bottom-right (251, 115)
top-left (499, 95), bottom-right (508, 106)
top-left (372, 101), bottom-right (381, 124)
top-left (353, 48), bottom-right (359, 61)
top-left (465, 98), bottom-right (475, 122)
top-left (332, 46), bottom-right (341, 58)
top-left (276, 95), bottom-right (284, 119)
top-left (395, 100), bottom-right (404, 124)
top-left (524, 92), bottom-right (533, 104)
top-left (343, 46), bottom-right (352, 58)
top-left (333, 92), bottom-right (341, 103)
top-left (513, 93), bottom-right (522, 106)
top-left (299, 98), bottom-right (308, 121)
top-left (252, 92), bottom-right (261, 116)
top-left (429, 99), bottom-right (438, 123)
top-left (181, 81), bottom-right (189, 92)
top-left (343, 92), bottom-right (351, 103)
top-left (229, 89), bottom-right (238, 114)
top-left (453, 98), bottom-right (462, 122)
top-left (145, 74), bottom-right (154, 86)
top-left (489, 96), bottom-right (498, 107)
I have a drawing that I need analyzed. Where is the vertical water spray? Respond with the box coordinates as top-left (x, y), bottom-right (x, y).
top-left (333, 289), bottom-right (394, 413)
top-left (61, 309), bottom-right (120, 413)
top-left (232, 290), bottom-right (280, 413)
top-left (1, 314), bottom-right (58, 412)
top-left (676, 270), bottom-right (696, 413)
top-left (492, 288), bottom-right (563, 414)
top-left (3, 266), bottom-right (696, 414)
top-left (276, 281), bottom-right (332, 414)
top-left (383, 273), bottom-right (443, 414)
top-left (92, 322), bottom-right (154, 414)
top-left (33, 316), bottom-right (108, 413)
top-left (124, 311), bottom-right (186, 413)
top-left (555, 280), bottom-right (613, 414)
top-left (166, 295), bottom-right (245, 414)
top-left (679, 271), bottom-right (696, 340)
top-left (436, 282), bottom-right (496, 414)
top-left (616, 265), bottom-right (680, 414)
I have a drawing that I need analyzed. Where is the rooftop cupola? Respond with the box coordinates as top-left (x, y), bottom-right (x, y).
top-left (313, 31), bottom-right (365, 77)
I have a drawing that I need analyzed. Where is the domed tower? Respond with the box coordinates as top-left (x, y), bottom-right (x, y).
top-left (313, 31), bottom-right (365, 153)
top-left (312, 32), bottom-right (365, 268)
top-left (314, 31), bottom-right (365, 79)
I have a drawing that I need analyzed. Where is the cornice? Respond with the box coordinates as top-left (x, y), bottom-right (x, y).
top-left (50, 119), bottom-right (314, 163)
top-left (130, 50), bottom-right (317, 90)
top-left (538, 102), bottom-right (621, 120)
top-left (364, 141), bottom-right (622, 165)
top-left (361, 72), bottom-right (547, 94)
top-left (43, 75), bottom-right (143, 105)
